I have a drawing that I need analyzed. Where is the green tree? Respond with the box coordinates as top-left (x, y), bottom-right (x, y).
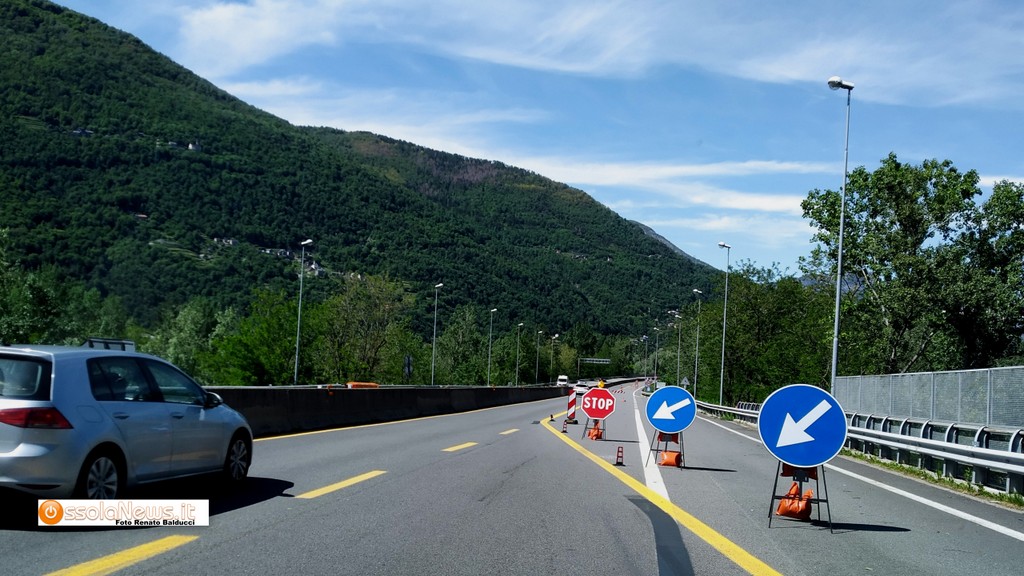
top-left (207, 290), bottom-right (296, 386)
top-left (938, 180), bottom-right (1024, 367)
top-left (143, 297), bottom-right (224, 380)
top-left (308, 274), bottom-right (416, 384)
top-left (436, 305), bottom-right (485, 385)
top-left (801, 153), bottom-right (1023, 373)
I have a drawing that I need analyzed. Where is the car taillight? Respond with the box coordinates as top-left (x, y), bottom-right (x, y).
top-left (0, 408), bottom-right (73, 429)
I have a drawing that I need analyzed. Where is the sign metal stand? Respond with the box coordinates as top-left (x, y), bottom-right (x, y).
top-left (767, 462), bottom-right (833, 532)
top-left (758, 384), bottom-right (847, 534)
top-left (645, 431), bottom-right (685, 467)
top-left (644, 387), bottom-right (695, 468)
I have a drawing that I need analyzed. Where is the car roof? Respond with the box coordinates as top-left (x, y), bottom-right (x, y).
top-left (0, 344), bottom-right (158, 362)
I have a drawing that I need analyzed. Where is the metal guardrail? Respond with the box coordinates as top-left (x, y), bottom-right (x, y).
top-left (846, 413), bottom-right (1024, 494)
top-left (696, 400), bottom-right (758, 423)
top-left (694, 400), bottom-right (1024, 495)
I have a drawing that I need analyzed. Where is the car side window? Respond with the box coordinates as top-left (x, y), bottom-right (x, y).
top-left (88, 357), bottom-right (157, 402)
top-left (144, 360), bottom-right (205, 405)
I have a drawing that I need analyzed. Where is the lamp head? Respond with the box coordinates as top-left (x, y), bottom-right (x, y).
top-left (827, 76), bottom-right (854, 91)
top-left (693, 288), bottom-right (703, 295)
top-left (490, 308), bottom-right (497, 313)
top-left (718, 242), bottom-right (731, 249)
top-left (300, 238), bottom-right (313, 246)
top-left (435, 282), bottom-right (444, 288)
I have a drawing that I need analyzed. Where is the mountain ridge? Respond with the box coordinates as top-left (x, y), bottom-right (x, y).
top-left (0, 0), bottom-right (718, 334)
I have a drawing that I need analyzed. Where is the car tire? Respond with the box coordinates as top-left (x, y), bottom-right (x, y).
top-left (223, 433), bottom-right (251, 484)
top-left (74, 449), bottom-right (124, 499)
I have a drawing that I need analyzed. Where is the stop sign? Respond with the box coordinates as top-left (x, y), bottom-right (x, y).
top-left (581, 387), bottom-right (616, 420)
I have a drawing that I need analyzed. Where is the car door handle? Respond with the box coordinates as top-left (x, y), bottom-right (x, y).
top-left (112, 412), bottom-right (130, 419)
top-left (170, 412), bottom-right (185, 419)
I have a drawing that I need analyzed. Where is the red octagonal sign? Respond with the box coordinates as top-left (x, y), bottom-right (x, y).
top-left (581, 387), bottom-right (616, 420)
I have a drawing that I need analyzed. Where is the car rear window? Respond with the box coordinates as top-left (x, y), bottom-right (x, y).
top-left (0, 355), bottom-right (53, 401)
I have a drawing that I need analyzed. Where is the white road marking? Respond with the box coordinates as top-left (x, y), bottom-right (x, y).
top-left (699, 415), bottom-right (1024, 543)
top-left (633, 389), bottom-right (669, 500)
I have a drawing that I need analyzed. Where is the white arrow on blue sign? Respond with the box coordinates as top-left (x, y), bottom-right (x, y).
top-left (757, 384), bottom-right (848, 468)
top-left (645, 386), bottom-right (697, 434)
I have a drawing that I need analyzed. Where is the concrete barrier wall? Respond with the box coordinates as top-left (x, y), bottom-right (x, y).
top-left (209, 386), bottom-right (567, 438)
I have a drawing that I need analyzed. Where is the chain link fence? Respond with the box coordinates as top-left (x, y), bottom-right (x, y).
top-left (834, 367), bottom-right (1024, 428)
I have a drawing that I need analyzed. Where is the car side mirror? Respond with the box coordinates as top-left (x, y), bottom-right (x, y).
top-left (205, 391), bottom-right (224, 408)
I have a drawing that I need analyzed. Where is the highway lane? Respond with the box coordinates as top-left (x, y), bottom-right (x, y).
top-left (2, 384), bottom-right (1023, 575)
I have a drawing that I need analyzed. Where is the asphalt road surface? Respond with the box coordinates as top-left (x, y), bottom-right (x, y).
top-left (3, 382), bottom-right (1023, 575)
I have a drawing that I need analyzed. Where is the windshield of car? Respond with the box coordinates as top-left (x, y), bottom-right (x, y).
top-left (0, 355), bottom-right (53, 401)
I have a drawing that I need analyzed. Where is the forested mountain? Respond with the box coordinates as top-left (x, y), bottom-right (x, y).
top-left (0, 0), bottom-right (717, 334)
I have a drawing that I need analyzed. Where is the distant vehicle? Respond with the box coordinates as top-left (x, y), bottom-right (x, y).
top-left (0, 342), bottom-right (252, 499)
top-left (556, 375), bottom-right (569, 387)
top-left (573, 382), bottom-right (590, 395)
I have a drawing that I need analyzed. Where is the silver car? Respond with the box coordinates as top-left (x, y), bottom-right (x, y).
top-left (0, 343), bottom-right (252, 499)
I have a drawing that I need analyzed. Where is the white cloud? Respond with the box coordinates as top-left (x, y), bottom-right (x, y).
top-left (177, 0), bottom-right (347, 78)
top-left (220, 76), bottom-right (324, 98)
top-left (979, 174), bottom-right (1024, 188)
top-left (60, 1), bottom-right (1024, 110)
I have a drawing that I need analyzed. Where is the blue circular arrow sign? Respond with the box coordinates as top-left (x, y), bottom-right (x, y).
top-left (757, 384), bottom-right (848, 468)
top-left (645, 386), bottom-right (697, 434)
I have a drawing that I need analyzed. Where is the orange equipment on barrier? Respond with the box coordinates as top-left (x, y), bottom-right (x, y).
top-left (648, 431), bottom-right (684, 468)
top-left (658, 451), bottom-right (682, 467)
top-left (587, 420), bottom-right (603, 440)
top-left (775, 482), bottom-right (814, 520)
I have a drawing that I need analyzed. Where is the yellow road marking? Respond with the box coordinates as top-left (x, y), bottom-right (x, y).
top-left (45, 535), bottom-right (197, 576)
top-left (442, 442), bottom-right (478, 452)
top-left (542, 413), bottom-right (782, 576)
top-left (296, 470), bottom-right (387, 499)
top-left (499, 428), bottom-right (519, 435)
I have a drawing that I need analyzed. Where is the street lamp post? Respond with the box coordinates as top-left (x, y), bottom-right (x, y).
top-left (828, 75), bottom-right (854, 391)
top-left (487, 308), bottom-right (497, 387)
top-left (643, 335), bottom-right (649, 379)
top-left (653, 327), bottom-right (660, 381)
top-left (515, 322), bottom-right (524, 387)
top-left (293, 238), bottom-right (313, 386)
top-left (674, 313), bottom-right (682, 388)
top-left (693, 289), bottom-right (703, 400)
top-left (550, 333), bottom-right (559, 380)
top-left (718, 242), bottom-right (731, 406)
top-left (535, 330), bottom-right (543, 384)
top-left (431, 283), bottom-right (443, 386)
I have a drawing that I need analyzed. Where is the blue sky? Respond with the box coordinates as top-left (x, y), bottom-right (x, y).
top-left (54, 1), bottom-right (1024, 272)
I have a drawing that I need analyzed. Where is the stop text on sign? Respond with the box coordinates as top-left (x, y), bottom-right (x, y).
top-left (583, 397), bottom-right (613, 411)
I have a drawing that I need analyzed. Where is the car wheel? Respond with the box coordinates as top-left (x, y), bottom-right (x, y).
top-left (223, 433), bottom-right (251, 483)
top-left (75, 450), bottom-right (123, 499)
